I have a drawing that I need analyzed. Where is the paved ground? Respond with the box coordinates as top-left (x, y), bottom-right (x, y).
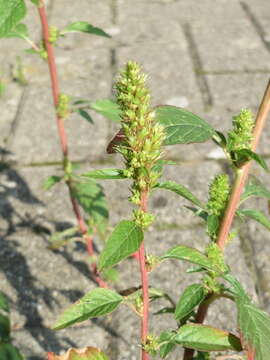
top-left (0, 0), bottom-right (270, 359)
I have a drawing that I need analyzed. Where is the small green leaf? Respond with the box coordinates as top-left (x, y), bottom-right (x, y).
top-left (80, 168), bottom-right (127, 180)
top-left (151, 159), bottom-right (176, 174)
top-left (73, 99), bottom-right (90, 105)
top-left (161, 245), bottom-right (214, 272)
top-left (154, 307), bottom-right (175, 315)
top-left (0, 292), bottom-right (9, 313)
top-left (158, 331), bottom-right (177, 359)
top-left (175, 284), bottom-right (206, 321)
top-left (233, 149), bottom-right (268, 171)
top-left (212, 131), bottom-right (227, 148)
top-left (185, 206), bottom-right (208, 222)
top-left (73, 179), bottom-right (108, 233)
top-left (0, 0), bottom-right (26, 37)
top-left (155, 105), bottom-right (215, 145)
top-left (0, 343), bottom-right (24, 360)
top-left (53, 288), bottom-right (123, 330)
top-left (75, 108), bottom-right (94, 124)
top-left (0, 313), bottom-right (10, 342)
top-left (237, 209), bottom-right (270, 231)
top-left (90, 99), bottom-right (121, 122)
top-left (241, 176), bottom-right (270, 203)
top-left (62, 22), bottom-right (111, 38)
top-left (48, 227), bottom-right (79, 250)
top-left (4, 23), bottom-right (28, 38)
top-left (30, 0), bottom-right (40, 5)
top-left (154, 181), bottom-right (203, 207)
top-left (99, 220), bottom-right (143, 270)
top-left (43, 175), bottom-right (62, 190)
top-left (206, 214), bottom-right (219, 238)
top-left (174, 324), bottom-right (242, 351)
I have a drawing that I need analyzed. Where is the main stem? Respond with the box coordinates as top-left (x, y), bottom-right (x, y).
top-left (139, 190), bottom-right (150, 360)
top-left (183, 79), bottom-right (270, 360)
top-left (38, 2), bottom-right (105, 287)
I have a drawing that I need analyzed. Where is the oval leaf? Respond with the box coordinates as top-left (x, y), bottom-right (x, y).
top-left (81, 169), bottom-right (127, 180)
top-left (175, 284), bottom-right (206, 321)
top-left (154, 105), bottom-right (215, 145)
top-left (62, 22), bottom-right (111, 38)
top-left (0, 0), bottom-right (26, 37)
top-left (98, 220), bottom-right (143, 270)
top-left (48, 347), bottom-right (108, 360)
top-left (53, 288), bottom-right (123, 330)
top-left (241, 177), bottom-right (270, 203)
top-left (238, 209), bottom-right (270, 231)
top-left (174, 324), bottom-right (242, 352)
top-left (155, 181), bottom-right (203, 207)
top-left (90, 99), bottom-right (121, 122)
top-left (161, 245), bottom-right (215, 272)
top-left (76, 109), bottom-right (94, 124)
top-left (5, 23), bottom-right (28, 38)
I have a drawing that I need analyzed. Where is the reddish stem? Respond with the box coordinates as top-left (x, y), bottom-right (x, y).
top-left (183, 80), bottom-right (270, 360)
top-left (38, 1), bottom-right (105, 287)
top-left (138, 190), bottom-right (150, 360)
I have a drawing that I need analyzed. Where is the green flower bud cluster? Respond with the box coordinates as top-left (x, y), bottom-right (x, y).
top-left (206, 243), bottom-right (227, 274)
top-left (143, 334), bottom-right (159, 356)
top-left (49, 26), bottom-right (60, 44)
top-left (227, 109), bottom-right (254, 152)
top-left (133, 209), bottom-right (155, 229)
top-left (115, 61), bottom-right (165, 205)
top-left (57, 93), bottom-right (71, 119)
top-left (207, 174), bottom-right (230, 217)
top-left (38, 41), bottom-right (48, 60)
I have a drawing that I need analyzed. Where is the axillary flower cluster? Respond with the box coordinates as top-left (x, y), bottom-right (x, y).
top-left (115, 61), bottom-right (165, 227)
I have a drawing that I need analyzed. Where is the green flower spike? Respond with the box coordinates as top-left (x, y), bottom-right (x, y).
top-left (207, 174), bottom-right (230, 218)
top-left (227, 109), bottom-right (254, 152)
top-left (115, 61), bottom-right (165, 219)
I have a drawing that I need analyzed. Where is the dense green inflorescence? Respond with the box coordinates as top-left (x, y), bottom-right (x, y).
top-left (115, 61), bottom-right (165, 212)
top-left (227, 109), bottom-right (254, 152)
top-left (207, 174), bottom-right (230, 218)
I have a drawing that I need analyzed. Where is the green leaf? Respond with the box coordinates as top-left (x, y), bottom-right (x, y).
top-left (161, 245), bottom-right (215, 272)
top-left (75, 108), bottom-right (94, 124)
top-left (175, 284), bottom-right (206, 321)
top-left (0, 292), bottom-right (9, 313)
top-left (154, 181), bottom-right (203, 207)
top-left (53, 288), bottom-right (123, 330)
top-left (151, 159), bottom-right (176, 174)
top-left (43, 175), bottom-right (62, 190)
top-left (233, 149), bottom-right (268, 171)
top-left (48, 227), bottom-right (79, 250)
top-left (73, 179), bottom-right (108, 233)
top-left (158, 331), bottom-right (176, 358)
top-left (99, 220), bottom-right (143, 270)
top-left (212, 131), bottom-right (227, 148)
top-left (174, 324), bottom-right (242, 351)
top-left (0, 343), bottom-right (24, 360)
top-left (90, 99), bottom-right (121, 122)
top-left (237, 209), bottom-right (270, 231)
top-left (62, 22), bottom-right (111, 38)
top-left (0, 0), bottom-right (26, 37)
top-left (241, 176), bottom-right (270, 203)
top-left (0, 313), bottom-right (10, 342)
top-left (30, 0), bottom-right (39, 5)
top-left (206, 214), bottom-right (219, 238)
top-left (80, 168), bottom-right (127, 180)
top-left (185, 206), bottom-right (208, 222)
top-left (154, 105), bottom-right (215, 145)
top-left (49, 346), bottom-right (109, 360)
top-left (4, 23), bottom-right (28, 38)
top-left (226, 274), bottom-right (270, 360)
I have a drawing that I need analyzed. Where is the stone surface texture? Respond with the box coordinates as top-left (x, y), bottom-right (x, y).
top-left (0, 0), bottom-right (270, 359)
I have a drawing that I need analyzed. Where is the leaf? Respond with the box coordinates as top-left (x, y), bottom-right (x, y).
top-left (48, 227), bottom-right (79, 250)
top-left (0, 313), bottom-right (10, 342)
top-left (151, 159), bottom-right (176, 174)
top-left (241, 176), bottom-right (270, 203)
top-left (158, 331), bottom-right (177, 358)
top-left (185, 206), bottom-right (208, 222)
top-left (98, 220), bottom-right (143, 270)
top-left (154, 307), bottom-right (175, 315)
top-left (225, 274), bottom-right (270, 360)
top-left (0, 0), bottom-right (26, 37)
top-left (75, 108), bottom-right (94, 124)
top-left (237, 209), bottom-right (270, 231)
top-left (0, 292), bottom-right (9, 313)
top-left (43, 175), bottom-right (62, 190)
top-left (62, 22), bottom-right (111, 38)
top-left (161, 245), bottom-right (215, 272)
top-left (154, 181), bottom-right (203, 207)
top-left (0, 343), bottom-right (24, 360)
top-left (207, 214), bottom-right (219, 238)
top-left (174, 284), bottom-right (206, 321)
top-left (30, 0), bottom-right (39, 5)
top-left (53, 288), bottom-right (123, 330)
top-left (174, 324), bottom-right (242, 351)
top-left (48, 347), bottom-right (108, 360)
top-left (73, 179), bottom-right (108, 233)
top-left (154, 105), bottom-right (215, 145)
top-left (5, 23), bottom-right (28, 38)
top-left (233, 149), bottom-right (268, 171)
top-left (212, 131), bottom-right (227, 148)
top-left (90, 99), bottom-right (121, 122)
top-left (80, 168), bottom-right (127, 180)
